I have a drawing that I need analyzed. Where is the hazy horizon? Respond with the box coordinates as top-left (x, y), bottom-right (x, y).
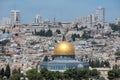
top-left (0, 0), bottom-right (120, 24)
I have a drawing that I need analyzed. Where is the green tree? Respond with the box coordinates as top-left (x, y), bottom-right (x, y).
top-left (4, 64), bottom-right (11, 79)
top-left (89, 69), bottom-right (100, 79)
top-left (0, 40), bottom-right (10, 46)
top-left (64, 69), bottom-right (74, 80)
top-left (40, 68), bottom-right (57, 80)
top-left (45, 71), bottom-right (54, 80)
top-left (53, 71), bottom-right (63, 80)
top-left (63, 69), bottom-right (90, 80)
top-left (2, 29), bottom-right (5, 33)
top-left (0, 68), bottom-right (4, 78)
top-left (26, 69), bottom-right (42, 80)
top-left (90, 60), bottom-right (95, 68)
top-left (40, 68), bottom-right (48, 79)
top-left (39, 30), bottom-right (45, 36)
top-left (56, 29), bottom-right (61, 34)
top-left (115, 52), bottom-right (120, 56)
top-left (81, 31), bottom-right (91, 39)
top-left (1, 46), bottom-right (5, 53)
top-left (46, 29), bottom-right (53, 37)
top-left (43, 56), bottom-right (49, 61)
top-left (89, 60), bottom-right (110, 68)
top-left (99, 77), bottom-right (105, 80)
top-left (108, 69), bottom-right (120, 79)
top-left (104, 61), bottom-right (110, 67)
top-left (110, 23), bottom-right (120, 31)
top-left (74, 24), bottom-right (78, 29)
top-left (79, 26), bottom-right (87, 30)
top-left (76, 69), bottom-right (89, 80)
top-left (10, 73), bottom-right (20, 80)
top-left (71, 34), bottom-right (75, 41)
top-left (15, 33), bottom-right (19, 36)
top-left (100, 61), bottom-right (104, 67)
top-left (34, 29), bottom-right (53, 37)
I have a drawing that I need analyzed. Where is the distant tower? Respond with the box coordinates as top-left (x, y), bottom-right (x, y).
top-left (96, 7), bottom-right (105, 25)
top-left (115, 18), bottom-right (120, 25)
top-left (11, 10), bottom-right (20, 26)
top-left (91, 14), bottom-right (97, 26)
top-left (35, 14), bottom-right (41, 24)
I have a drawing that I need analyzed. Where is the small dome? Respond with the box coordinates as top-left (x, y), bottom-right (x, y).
top-left (54, 41), bottom-right (75, 55)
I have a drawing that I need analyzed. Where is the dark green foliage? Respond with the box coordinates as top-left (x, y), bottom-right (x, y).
top-left (89, 69), bottom-right (100, 79)
top-left (115, 52), bottom-right (120, 56)
top-left (74, 25), bottom-right (87, 31)
top-left (64, 69), bottom-right (77, 79)
top-left (0, 66), bottom-right (101, 80)
top-left (64, 69), bottom-right (99, 80)
top-left (71, 34), bottom-right (80, 41)
top-left (99, 77), bottom-right (106, 80)
top-left (10, 73), bottom-right (20, 80)
top-left (15, 33), bottom-right (19, 36)
top-left (12, 69), bottom-right (19, 74)
top-left (0, 68), bottom-right (4, 77)
top-left (2, 29), bottom-right (5, 33)
top-left (10, 69), bottom-right (20, 80)
top-left (4, 64), bottom-right (11, 79)
top-left (105, 32), bottom-right (111, 37)
top-left (26, 69), bottom-right (42, 80)
top-left (40, 68), bottom-right (49, 80)
top-left (89, 60), bottom-right (110, 68)
top-left (0, 40), bottom-right (10, 46)
top-left (43, 56), bottom-right (49, 61)
top-left (110, 23), bottom-right (120, 31)
top-left (1, 46), bottom-right (6, 53)
top-left (89, 69), bottom-right (100, 78)
top-left (34, 29), bottom-right (53, 37)
top-left (52, 71), bottom-right (63, 80)
top-left (108, 69), bottom-right (120, 79)
top-left (40, 68), bottom-right (100, 80)
top-left (62, 35), bottom-right (66, 41)
top-left (74, 24), bottom-right (78, 29)
top-left (56, 29), bottom-right (61, 34)
top-left (104, 61), bottom-right (110, 67)
top-left (46, 29), bottom-right (53, 37)
top-left (81, 31), bottom-right (92, 39)
top-left (79, 26), bottom-right (87, 30)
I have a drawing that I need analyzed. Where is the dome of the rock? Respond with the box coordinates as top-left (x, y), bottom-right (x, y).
top-left (54, 41), bottom-right (75, 55)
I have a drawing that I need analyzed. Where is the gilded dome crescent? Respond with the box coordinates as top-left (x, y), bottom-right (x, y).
top-left (54, 41), bottom-right (75, 55)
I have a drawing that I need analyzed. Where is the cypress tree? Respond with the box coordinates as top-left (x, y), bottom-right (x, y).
top-left (0, 68), bottom-right (4, 77)
top-left (5, 64), bottom-right (11, 79)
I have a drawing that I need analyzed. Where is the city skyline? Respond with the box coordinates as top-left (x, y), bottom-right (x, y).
top-left (0, 0), bottom-right (120, 23)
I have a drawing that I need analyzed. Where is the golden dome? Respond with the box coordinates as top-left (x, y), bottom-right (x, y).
top-left (54, 41), bottom-right (75, 55)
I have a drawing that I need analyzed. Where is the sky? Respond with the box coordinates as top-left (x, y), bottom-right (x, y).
top-left (0, 0), bottom-right (120, 24)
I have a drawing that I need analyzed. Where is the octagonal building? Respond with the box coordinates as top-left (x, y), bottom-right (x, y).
top-left (40, 41), bottom-right (89, 72)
